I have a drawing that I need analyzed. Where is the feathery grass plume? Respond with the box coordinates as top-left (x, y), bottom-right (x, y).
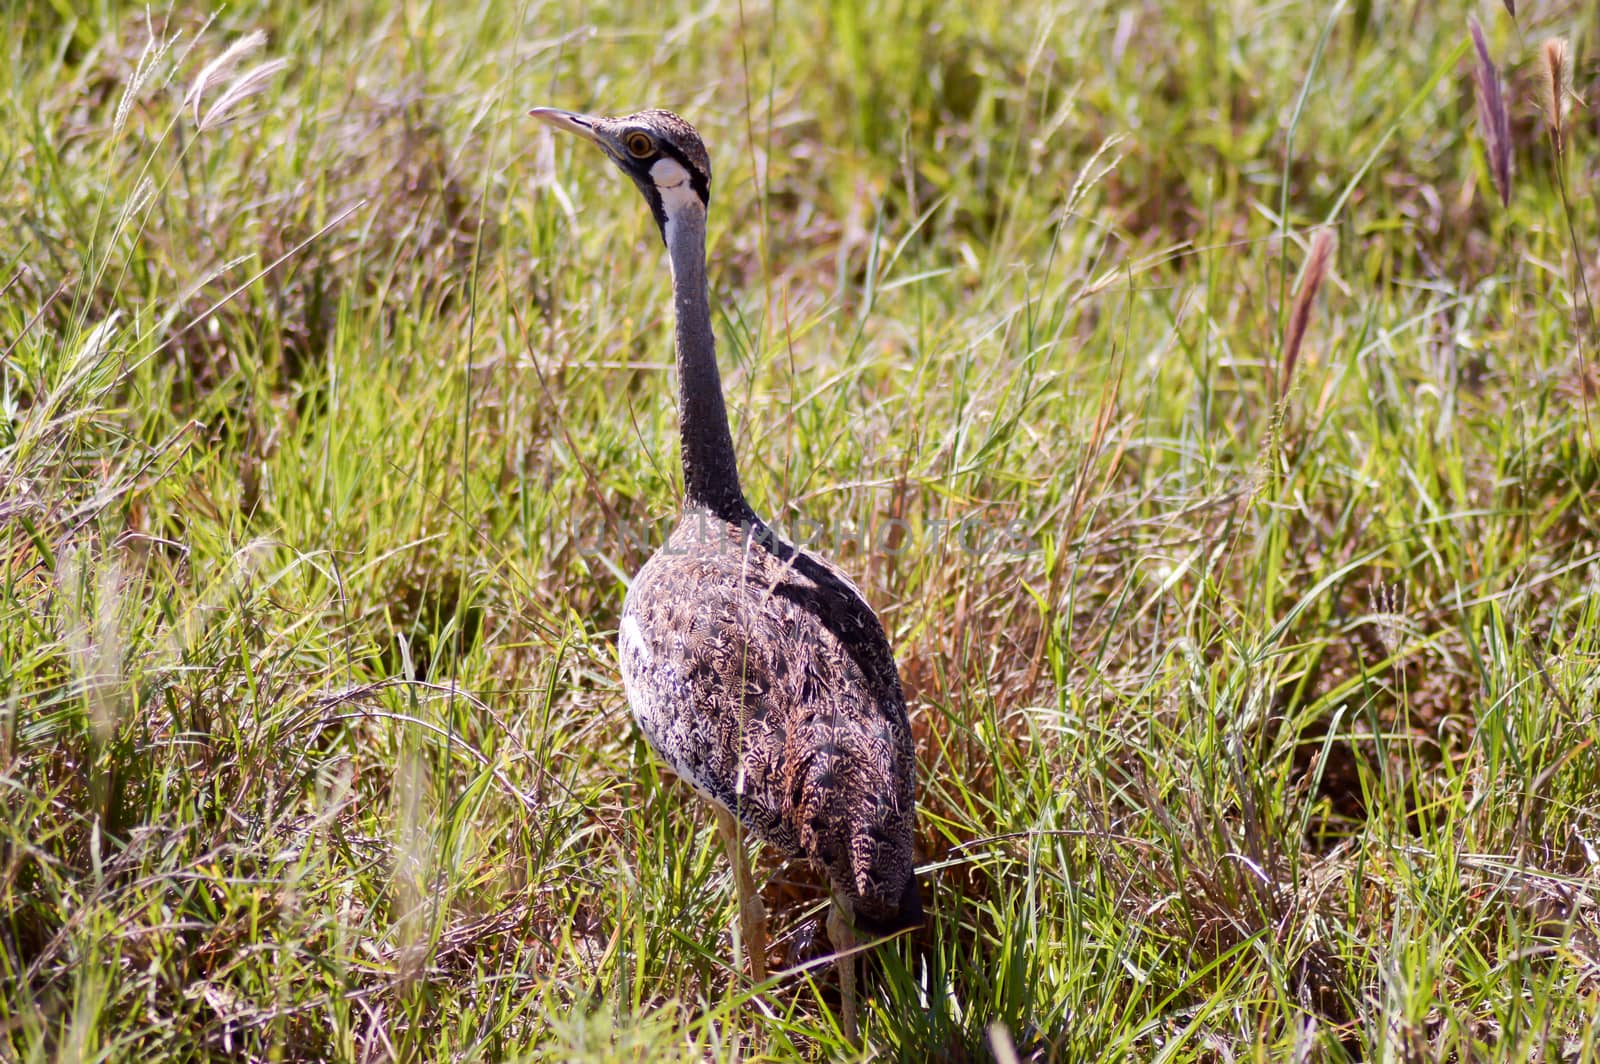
top-left (988, 1023), bottom-right (1022, 1064)
top-left (198, 59), bottom-right (287, 132)
top-left (184, 32), bottom-right (286, 132)
top-left (113, 14), bottom-right (179, 135)
top-left (1279, 228), bottom-right (1335, 400)
top-left (184, 31), bottom-right (266, 125)
top-left (1542, 37), bottom-right (1569, 155)
top-left (531, 121), bottom-right (579, 225)
top-left (57, 548), bottom-right (126, 745)
top-left (1369, 581), bottom-right (1406, 657)
top-left (1468, 15), bottom-right (1512, 207)
top-left (392, 744), bottom-right (433, 987)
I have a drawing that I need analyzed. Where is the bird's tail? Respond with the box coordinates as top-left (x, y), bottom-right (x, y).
top-left (851, 869), bottom-right (922, 936)
top-left (840, 768), bottom-right (922, 936)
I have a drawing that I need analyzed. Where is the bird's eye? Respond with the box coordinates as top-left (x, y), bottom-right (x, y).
top-left (624, 131), bottom-right (654, 158)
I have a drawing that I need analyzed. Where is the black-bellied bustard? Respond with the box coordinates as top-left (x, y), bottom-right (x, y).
top-left (530, 106), bottom-right (921, 1041)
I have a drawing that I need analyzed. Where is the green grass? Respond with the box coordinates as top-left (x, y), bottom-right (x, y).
top-left (4, 0), bottom-right (1600, 1059)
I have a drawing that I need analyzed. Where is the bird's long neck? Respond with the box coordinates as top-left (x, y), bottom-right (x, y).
top-left (664, 206), bottom-right (749, 520)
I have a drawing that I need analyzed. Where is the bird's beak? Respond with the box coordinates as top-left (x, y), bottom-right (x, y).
top-left (528, 107), bottom-right (602, 147)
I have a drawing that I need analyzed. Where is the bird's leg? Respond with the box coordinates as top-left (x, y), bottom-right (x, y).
top-left (827, 902), bottom-right (858, 1045)
top-left (713, 806), bottom-right (767, 982)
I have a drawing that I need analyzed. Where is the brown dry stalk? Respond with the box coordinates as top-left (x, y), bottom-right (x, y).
top-left (1469, 16), bottom-right (1512, 208)
top-left (1543, 37), bottom-right (1569, 155)
top-left (1280, 229), bottom-right (1335, 400)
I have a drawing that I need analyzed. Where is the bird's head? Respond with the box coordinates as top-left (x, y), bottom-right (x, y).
top-left (529, 107), bottom-right (712, 245)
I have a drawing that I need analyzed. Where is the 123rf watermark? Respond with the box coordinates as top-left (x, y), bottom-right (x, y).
top-left (581, 514), bottom-right (1040, 559)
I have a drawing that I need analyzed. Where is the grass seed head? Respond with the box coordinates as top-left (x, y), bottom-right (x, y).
top-left (56, 549), bottom-right (126, 744)
top-left (185, 32), bottom-right (285, 131)
top-left (1369, 581), bottom-right (1406, 657)
top-left (199, 59), bottom-right (288, 132)
top-left (1542, 37), bottom-right (1569, 155)
top-left (185, 31), bottom-right (266, 124)
top-left (113, 13), bottom-right (179, 135)
top-left (1468, 15), bottom-right (1512, 208)
top-left (1280, 228), bottom-right (1335, 400)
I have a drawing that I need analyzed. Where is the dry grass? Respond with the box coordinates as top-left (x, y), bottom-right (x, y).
top-left (1469, 14), bottom-right (1512, 208)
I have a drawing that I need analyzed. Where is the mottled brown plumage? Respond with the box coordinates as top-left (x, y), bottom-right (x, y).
top-left (530, 105), bottom-right (920, 1039)
top-left (620, 508), bottom-right (921, 934)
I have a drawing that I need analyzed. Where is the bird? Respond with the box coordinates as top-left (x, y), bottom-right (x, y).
top-left (528, 105), bottom-right (921, 1041)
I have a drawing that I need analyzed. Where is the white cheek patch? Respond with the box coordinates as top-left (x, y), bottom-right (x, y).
top-left (649, 156), bottom-right (702, 215)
